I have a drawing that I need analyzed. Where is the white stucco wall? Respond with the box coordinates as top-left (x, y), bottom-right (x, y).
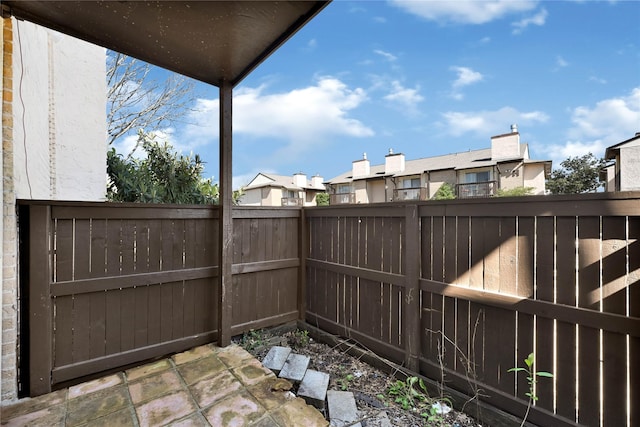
top-left (619, 145), bottom-right (640, 191)
top-left (239, 188), bottom-right (262, 206)
top-left (12, 19), bottom-right (106, 201)
top-left (523, 164), bottom-right (547, 195)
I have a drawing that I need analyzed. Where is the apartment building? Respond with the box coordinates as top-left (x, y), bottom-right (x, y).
top-left (240, 173), bottom-right (326, 206)
top-left (326, 125), bottom-right (551, 204)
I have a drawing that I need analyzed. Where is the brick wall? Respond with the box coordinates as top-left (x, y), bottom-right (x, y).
top-left (2, 16), bottom-right (18, 402)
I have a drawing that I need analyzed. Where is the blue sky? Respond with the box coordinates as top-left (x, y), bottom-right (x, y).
top-left (113, 0), bottom-right (640, 189)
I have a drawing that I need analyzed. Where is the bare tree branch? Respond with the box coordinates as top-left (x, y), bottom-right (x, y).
top-left (106, 51), bottom-right (197, 147)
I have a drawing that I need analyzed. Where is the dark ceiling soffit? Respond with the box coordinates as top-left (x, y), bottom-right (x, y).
top-left (2, 1), bottom-right (330, 88)
top-left (231, 2), bottom-right (328, 87)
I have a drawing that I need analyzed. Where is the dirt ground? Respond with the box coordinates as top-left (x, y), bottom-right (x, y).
top-left (233, 327), bottom-right (486, 427)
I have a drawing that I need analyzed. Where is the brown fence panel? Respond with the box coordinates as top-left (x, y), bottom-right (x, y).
top-left (305, 193), bottom-right (640, 427)
top-left (20, 202), bottom-right (303, 396)
top-left (229, 208), bottom-right (301, 334)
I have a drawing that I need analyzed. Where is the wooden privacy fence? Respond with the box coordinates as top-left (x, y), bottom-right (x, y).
top-left (304, 193), bottom-right (640, 427)
top-left (19, 202), bottom-right (302, 396)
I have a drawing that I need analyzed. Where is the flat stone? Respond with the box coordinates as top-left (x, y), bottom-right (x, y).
top-left (176, 355), bottom-right (227, 385)
top-left (0, 389), bottom-right (67, 421)
top-left (68, 373), bottom-right (124, 399)
top-left (247, 378), bottom-right (297, 411)
top-left (364, 410), bottom-right (392, 427)
top-left (202, 390), bottom-right (266, 426)
top-left (327, 390), bottom-right (361, 427)
top-left (231, 359), bottom-right (276, 387)
top-left (78, 407), bottom-right (137, 427)
top-left (270, 397), bottom-right (329, 427)
top-left (0, 403), bottom-right (66, 427)
top-left (262, 346), bottom-right (292, 375)
top-left (170, 412), bottom-right (211, 427)
top-left (249, 414), bottom-right (281, 427)
top-left (126, 359), bottom-right (172, 381)
top-left (278, 353), bottom-right (310, 383)
top-left (172, 344), bottom-right (216, 365)
top-left (298, 370), bottom-right (330, 411)
top-left (135, 390), bottom-right (197, 427)
top-left (66, 385), bottom-right (130, 427)
top-left (216, 344), bottom-right (256, 369)
top-left (190, 369), bottom-right (243, 408)
top-left (128, 369), bottom-right (184, 405)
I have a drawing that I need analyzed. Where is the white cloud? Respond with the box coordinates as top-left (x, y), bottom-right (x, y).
top-left (451, 66), bottom-right (483, 89)
top-left (511, 8), bottom-right (548, 34)
top-left (374, 49), bottom-right (398, 62)
top-left (383, 80), bottom-right (424, 114)
top-left (450, 66), bottom-right (484, 99)
top-left (440, 107), bottom-right (549, 137)
top-left (555, 55), bottom-right (569, 68)
top-left (589, 76), bottom-right (607, 84)
top-left (542, 87), bottom-right (640, 163)
top-left (182, 77), bottom-right (373, 152)
top-left (390, 0), bottom-right (539, 25)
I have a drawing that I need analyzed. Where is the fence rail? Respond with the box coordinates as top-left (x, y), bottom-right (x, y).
top-left (304, 192), bottom-right (640, 427)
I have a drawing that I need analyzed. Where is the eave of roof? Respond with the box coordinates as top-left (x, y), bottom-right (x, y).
top-left (2, 1), bottom-right (330, 88)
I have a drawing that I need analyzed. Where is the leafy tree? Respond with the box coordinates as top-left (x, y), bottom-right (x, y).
top-left (432, 183), bottom-right (456, 200)
top-left (107, 130), bottom-right (223, 204)
top-left (546, 153), bottom-right (606, 194)
top-left (496, 186), bottom-right (535, 197)
top-left (316, 192), bottom-right (330, 206)
top-left (107, 51), bottom-right (195, 146)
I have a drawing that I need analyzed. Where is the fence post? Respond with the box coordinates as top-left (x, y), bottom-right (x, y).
top-left (217, 81), bottom-right (233, 346)
top-left (298, 207), bottom-right (307, 321)
top-left (27, 204), bottom-right (53, 396)
top-left (404, 204), bottom-right (420, 371)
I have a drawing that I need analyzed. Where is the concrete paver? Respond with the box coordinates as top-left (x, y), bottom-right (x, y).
top-left (0, 343), bottom-right (329, 427)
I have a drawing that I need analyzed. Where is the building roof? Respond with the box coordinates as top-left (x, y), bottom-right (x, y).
top-left (2, 1), bottom-right (329, 88)
top-left (245, 173), bottom-right (325, 191)
top-left (327, 144), bottom-right (550, 184)
top-left (604, 132), bottom-right (640, 159)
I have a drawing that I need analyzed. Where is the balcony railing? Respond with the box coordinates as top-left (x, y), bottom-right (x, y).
top-left (393, 187), bottom-right (428, 201)
top-left (456, 181), bottom-right (496, 199)
top-left (330, 193), bottom-right (355, 205)
top-left (281, 197), bottom-right (303, 206)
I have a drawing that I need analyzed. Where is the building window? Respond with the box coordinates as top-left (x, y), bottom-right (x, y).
top-left (403, 177), bottom-right (421, 188)
top-left (285, 190), bottom-right (297, 199)
top-left (337, 184), bottom-right (352, 194)
top-left (465, 171), bottom-right (490, 183)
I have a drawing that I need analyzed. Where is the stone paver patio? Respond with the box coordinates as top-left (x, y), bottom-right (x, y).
top-left (0, 344), bottom-right (328, 426)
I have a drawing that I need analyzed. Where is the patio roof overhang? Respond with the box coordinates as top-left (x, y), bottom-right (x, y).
top-left (1, 1), bottom-right (329, 87)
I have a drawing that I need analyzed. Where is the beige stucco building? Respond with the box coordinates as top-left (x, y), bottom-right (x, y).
top-left (326, 126), bottom-right (551, 204)
top-left (602, 132), bottom-right (640, 192)
top-left (1, 17), bottom-right (106, 401)
top-left (240, 173), bottom-right (326, 207)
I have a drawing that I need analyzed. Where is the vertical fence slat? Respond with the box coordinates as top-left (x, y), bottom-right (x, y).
top-left (535, 217), bottom-right (554, 413)
top-left (601, 217), bottom-right (627, 426)
top-left (630, 217), bottom-right (640, 427)
top-left (577, 216), bottom-right (601, 425)
top-left (555, 217), bottom-right (577, 422)
top-left (29, 205), bottom-right (53, 396)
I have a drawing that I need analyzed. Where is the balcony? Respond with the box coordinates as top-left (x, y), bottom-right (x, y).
top-left (330, 193), bottom-right (355, 204)
top-left (281, 197), bottom-right (303, 206)
top-left (456, 181), bottom-right (496, 199)
top-left (393, 187), bottom-right (428, 201)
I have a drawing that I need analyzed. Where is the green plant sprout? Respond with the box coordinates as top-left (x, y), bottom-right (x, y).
top-left (387, 376), bottom-right (451, 425)
top-left (508, 352), bottom-right (554, 427)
